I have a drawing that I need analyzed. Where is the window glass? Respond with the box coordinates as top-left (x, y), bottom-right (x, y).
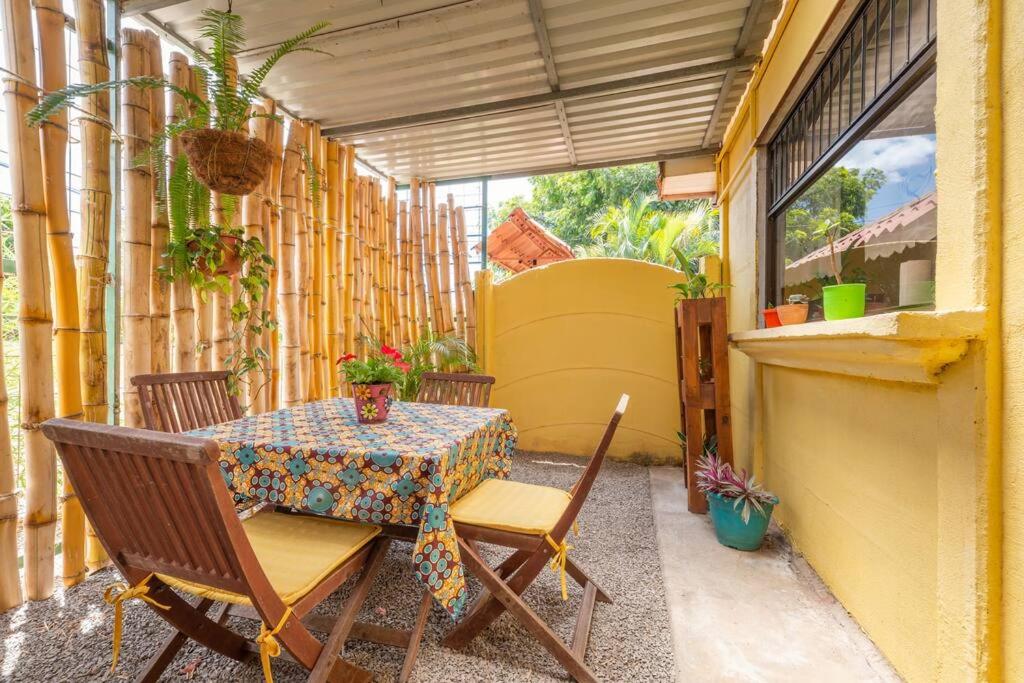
top-left (776, 71), bottom-right (936, 319)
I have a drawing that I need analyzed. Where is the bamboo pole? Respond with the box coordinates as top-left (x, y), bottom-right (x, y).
top-left (121, 28), bottom-right (153, 429)
top-left (439, 195), bottom-right (456, 335)
top-left (35, 0), bottom-right (86, 589)
top-left (0, 226), bottom-right (18, 609)
top-left (2, 0), bottom-right (58, 600)
top-left (211, 57), bottom-right (238, 374)
top-left (437, 202), bottom-right (454, 334)
top-left (168, 52), bottom-right (195, 373)
top-left (352, 176), bottom-right (364, 354)
top-left (242, 106), bottom-right (269, 412)
top-left (455, 206), bottom-right (477, 350)
top-left (387, 179), bottom-right (401, 346)
top-left (399, 200), bottom-right (412, 346)
top-left (425, 183), bottom-right (443, 333)
top-left (145, 32), bottom-right (170, 377)
top-left (326, 141), bottom-right (341, 394)
top-left (279, 122), bottom-right (303, 406)
top-left (0, 0), bottom-right (27, 608)
top-left (295, 122), bottom-right (310, 395)
top-left (370, 179), bottom-right (383, 342)
top-left (342, 146), bottom-right (356, 361)
top-left (74, 0), bottom-right (111, 573)
top-left (191, 66), bottom-right (212, 371)
top-left (306, 124), bottom-right (323, 401)
top-left (448, 196), bottom-right (466, 341)
top-left (409, 179), bottom-right (428, 340)
top-left (264, 100), bottom-right (281, 410)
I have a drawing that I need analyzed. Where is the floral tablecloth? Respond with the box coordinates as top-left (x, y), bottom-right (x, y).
top-left (187, 398), bottom-right (517, 619)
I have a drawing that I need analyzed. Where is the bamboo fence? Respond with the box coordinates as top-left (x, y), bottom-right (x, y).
top-left (0, 9), bottom-right (480, 603)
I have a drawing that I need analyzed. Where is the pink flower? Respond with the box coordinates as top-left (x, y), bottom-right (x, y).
top-left (336, 353), bottom-right (357, 365)
top-left (395, 360), bottom-right (411, 373)
top-left (380, 344), bottom-right (402, 360)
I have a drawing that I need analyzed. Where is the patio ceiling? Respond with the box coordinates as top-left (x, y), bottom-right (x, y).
top-left (125, 0), bottom-right (781, 182)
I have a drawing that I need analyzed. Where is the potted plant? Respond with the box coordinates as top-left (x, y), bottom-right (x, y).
top-left (763, 302), bottom-right (782, 328)
top-left (338, 345), bottom-right (410, 424)
top-left (28, 8), bottom-right (328, 195)
top-left (813, 218), bottom-right (865, 320)
top-left (776, 293), bottom-right (810, 325)
top-left (393, 331), bottom-right (477, 401)
top-left (669, 247), bottom-right (729, 300)
top-left (695, 446), bottom-right (778, 551)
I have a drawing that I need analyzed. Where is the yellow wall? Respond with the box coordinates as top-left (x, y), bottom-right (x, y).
top-left (763, 367), bottom-right (938, 680)
top-left (476, 258), bottom-right (682, 463)
top-left (716, 0), bottom-right (1014, 680)
top-left (1002, 0), bottom-right (1024, 677)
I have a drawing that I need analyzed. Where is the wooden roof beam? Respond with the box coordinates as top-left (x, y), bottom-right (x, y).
top-left (323, 55), bottom-right (756, 138)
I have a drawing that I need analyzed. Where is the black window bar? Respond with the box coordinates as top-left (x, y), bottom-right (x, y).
top-left (767, 0), bottom-right (936, 214)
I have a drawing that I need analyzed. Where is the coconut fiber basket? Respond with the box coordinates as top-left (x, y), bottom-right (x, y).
top-left (180, 129), bottom-right (273, 196)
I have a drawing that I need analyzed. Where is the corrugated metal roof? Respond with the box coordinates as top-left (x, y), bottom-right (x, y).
top-left (128, 0), bottom-right (781, 182)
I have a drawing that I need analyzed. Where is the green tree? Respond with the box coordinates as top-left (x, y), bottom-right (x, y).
top-left (487, 163), bottom-right (688, 248)
top-left (583, 196), bottom-right (719, 269)
top-left (783, 166), bottom-right (886, 261)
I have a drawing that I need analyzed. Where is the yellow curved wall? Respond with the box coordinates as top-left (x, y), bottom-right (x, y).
top-left (480, 258), bottom-right (682, 463)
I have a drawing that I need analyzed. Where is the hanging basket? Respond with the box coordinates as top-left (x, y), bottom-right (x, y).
top-left (179, 129), bottom-right (273, 196)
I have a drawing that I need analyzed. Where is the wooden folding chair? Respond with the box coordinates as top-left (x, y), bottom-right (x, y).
top-left (41, 418), bottom-right (387, 683)
top-left (131, 370), bottom-right (243, 432)
top-left (416, 372), bottom-right (495, 407)
top-left (441, 394), bottom-right (630, 683)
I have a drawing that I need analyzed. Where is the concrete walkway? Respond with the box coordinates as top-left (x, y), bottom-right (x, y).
top-left (650, 467), bottom-right (901, 682)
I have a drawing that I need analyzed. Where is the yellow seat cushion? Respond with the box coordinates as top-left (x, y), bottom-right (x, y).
top-left (158, 512), bottom-right (380, 606)
top-left (450, 479), bottom-right (571, 536)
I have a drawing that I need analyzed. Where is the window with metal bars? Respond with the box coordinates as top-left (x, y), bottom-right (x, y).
top-left (764, 0), bottom-right (937, 324)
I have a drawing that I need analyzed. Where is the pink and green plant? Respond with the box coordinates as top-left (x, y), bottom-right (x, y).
top-left (695, 443), bottom-right (777, 524)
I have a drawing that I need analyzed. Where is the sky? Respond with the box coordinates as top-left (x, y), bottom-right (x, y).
top-left (487, 176), bottom-right (533, 207)
top-left (838, 133), bottom-right (937, 222)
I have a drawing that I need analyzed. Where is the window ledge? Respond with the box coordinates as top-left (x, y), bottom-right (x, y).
top-left (729, 310), bottom-right (985, 384)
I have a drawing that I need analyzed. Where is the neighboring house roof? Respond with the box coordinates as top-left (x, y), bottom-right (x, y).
top-left (483, 208), bottom-right (575, 273)
top-left (785, 191), bottom-right (937, 284)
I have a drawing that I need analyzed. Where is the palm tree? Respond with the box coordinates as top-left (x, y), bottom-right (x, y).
top-left (584, 196), bottom-right (719, 269)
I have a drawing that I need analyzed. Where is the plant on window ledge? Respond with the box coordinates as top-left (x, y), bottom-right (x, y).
top-left (812, 218), bottom-right (866, 321)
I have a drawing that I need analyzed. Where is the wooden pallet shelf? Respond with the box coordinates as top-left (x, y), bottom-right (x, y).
top-left (674, 296), bottom-right (734, 513)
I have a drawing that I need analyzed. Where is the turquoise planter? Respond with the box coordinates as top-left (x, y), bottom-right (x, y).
top-left (707, 491), bottom-right (777, 551)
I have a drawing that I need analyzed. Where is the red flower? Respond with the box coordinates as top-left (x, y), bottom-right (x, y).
top-left (380, 344), bottom-right (402, 360)
top-left (336, 353), bottom-right (357, 365)
top-left (395, 360), bottom-right (411, 373)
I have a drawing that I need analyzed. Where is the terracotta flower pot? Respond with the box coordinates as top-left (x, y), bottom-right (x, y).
top-left (763, 308), bottom-right (782, 328)
top-left (776, 303), bottom-right (809, 325)
top-left (192, 234), bottom-right (242, 277)
top-left (352, 383), bottom-right (393, 424)
top-left (179, 128), bottom-right (273, 196)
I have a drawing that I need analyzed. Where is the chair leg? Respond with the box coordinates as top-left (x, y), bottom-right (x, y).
top-left (308, 539), bottom-right (392, 683)
top-left (146, 583), bottom-right (250, 662)
top-left (441, 549), bottom-right (549, 650)
top-left (456, 539), bottom-right (597, 683)
top-left (564, 557), bottom-right (612, 604)
top-left (133, 598), bottom-right (217, 683)
top-left (398, 590), bottom-right (434, 683)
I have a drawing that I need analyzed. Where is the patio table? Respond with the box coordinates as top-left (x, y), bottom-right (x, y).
top-left (186, 397), bottom-right (517, 619)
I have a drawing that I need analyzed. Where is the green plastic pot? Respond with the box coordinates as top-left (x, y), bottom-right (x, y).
top-left (707, 491), bottom-right (777, 551)
top-left (822, 283), bottom-right (866, 320)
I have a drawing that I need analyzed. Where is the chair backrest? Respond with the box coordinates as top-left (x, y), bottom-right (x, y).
top-left (41, 418), bottom-right (260, 595)
top-left (416, 372), bottom-right (496, 408)
top-left (131, 371), bottom-right (243, 432)
top-left (553, 394), bottom-right (629, 539)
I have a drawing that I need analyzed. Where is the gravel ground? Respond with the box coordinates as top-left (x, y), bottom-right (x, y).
top-left (0, 455), bottom-right (674, 682)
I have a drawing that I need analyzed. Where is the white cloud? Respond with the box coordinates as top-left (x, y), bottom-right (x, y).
top-left (839, 134), bottom-right (936, 183)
